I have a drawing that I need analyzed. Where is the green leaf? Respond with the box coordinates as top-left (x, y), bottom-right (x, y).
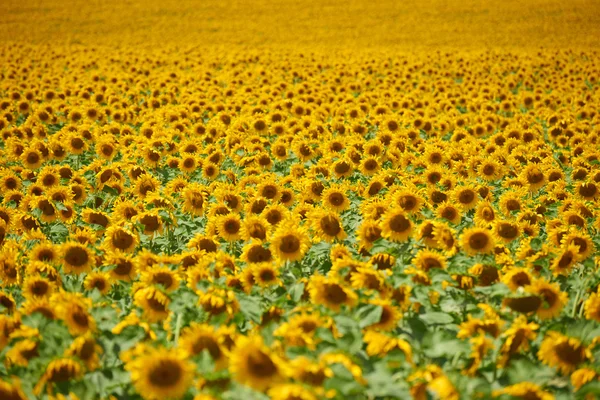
top-left (102, 185), bottom-right (119, 196)
top-left (365, 362), bottom-right (410, 398)
top-left (419, 311), bottom-right (454, 325)
top-left (288, 282), bottom-right (305, 303)
top-left (357, 304), bottom-right (383, 329)
top-left (237, 294), bottom-right (262, 324)
top-left (577, 381), bottom-right (600, 399)
top-left (422, 330), bottom-right (467, 358)
top-left (406, 316), bottom-right (427, 341)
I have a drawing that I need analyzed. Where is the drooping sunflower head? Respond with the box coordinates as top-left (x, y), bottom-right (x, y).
top-left (528, 279), bottom-right (568, 320)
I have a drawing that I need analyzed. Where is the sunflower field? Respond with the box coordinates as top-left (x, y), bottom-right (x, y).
top-left (1, 0), bottom-right (600, 399)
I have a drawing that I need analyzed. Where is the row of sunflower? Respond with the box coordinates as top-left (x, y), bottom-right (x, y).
top-left (0, 43), bottom-right (599, 400)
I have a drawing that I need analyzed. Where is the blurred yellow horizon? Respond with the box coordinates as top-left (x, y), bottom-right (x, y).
top-left (1, 0), bottom-right (599, 50)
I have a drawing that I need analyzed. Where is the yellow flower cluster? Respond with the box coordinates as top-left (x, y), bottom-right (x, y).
top-left (1, 0), bottom-right (600, 399)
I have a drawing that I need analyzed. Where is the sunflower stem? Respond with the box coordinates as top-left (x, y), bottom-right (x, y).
top-left (174, 313), bottom-right (183, 345)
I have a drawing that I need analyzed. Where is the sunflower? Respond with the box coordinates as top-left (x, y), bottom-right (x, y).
top-left (83, 271), bottom-right (112, 295)
top-left (431, 222), bottom-right (458, 255)
top-left (380, 207), bottom-right (413, 242)
top-left (66, 335), bottom-right (102, 371)
top-left (216, 213), bottom-right (243, 242)
top-left (493, 220), bottom-right (521, 244)
top-left (413, 249), bottom-right (447, 272)
top-left (105, 252), bottom-right (137, 282)
top-left (492, 382), bottom-right (554, 400)
top-left (428, 374), bottom-right (459, 400)
top-left (520, 164), bottom-right (547, 192)
top-left (473, 201), bottom-right (496, 227)
top-left (136, 211), bottom-right (164, 235)
top-left (21, 148), bottom-right (44, 170)
top-left (241, 242), bottom-right (274, 264)
top-left (356, 220), bottom-right (383, 251)
top-left (321, 183), bottom-right (350, 212)
top-left (369, 253), bottom-right (396, 270)
top-left (34, 358), bottom-right (83, 396)
top-left (112, 199), bottom-right (142, 222)
top-left (477, 159), bottom-right (503, 181)
top-left (262, 204), bottom-right (289, 226)
top-left (103, 225), bottom-right (138, 253)
top-left (0, 290), bottom-right (16, 313)
top-left (393, 188), bottom-right (425, 214)
top-left (463, 334), bottom-right (493, 376)
top-left (0, 378), bottom-right (27, 400)
top-left (253, 262), bottom-right (282, 288)
top-left (61, 242), bottom-right (95, 275)
top-left (363, 330), bottom-right (412, 361)
top-left (179, 323), bottom-right (227, 369)
top-left (461, 228), bottom-right (494, 255)
top-left (134, 286), bottom-right (171, 323)
top-left (332, 157), bottom-right (354, 179)
top-left (82, 208), bottom-right (111, 230)
top-left (23, 275), bottom-right (55, 299)
top-left (550, 243), bottom-right (579, 275)
top-left (126, 346), bottom-right (194, 400)
top-left (364, 298), bottom-right (401, 331)
top-left (364, 176), bottom-right (387, 198)
top-left (308, 208), bottom-right (346, 242)
top-left (0, 170), bottom-right (21, 192)
top-left (31, 196), bottom-right (58, 223)
top-left (21, 298), bottom-right (57, 320)
top-left (242, 215), bottom-right (271, 242)
top-left (6, 338), bottom-right (39, 367)
top-left (202, 161), bottom-right (220, 180)
top-left (30, 241), bottom-right (58, 264)
top-left (584, 291), bottom-right (600, 322)
top-left (270, 224), bottom-right (310, 262)
top-left (134, 174), bottom-right (161, 199)
top-left (529, 279), bottom-right (568, 320)
top-left (359, 156), bottom-right (381, 176)
top-left (453, 184), bottom-right (479, 211)
top-left (538, 331), bottom-right (590, 375)
top-left (308, 275), bottom-right (357, 311)
top-left (141, 265), bottom-right (181, 292)
top-left (198, 287), bottom-right (239, 318)
top-left (229, 335), bottom-right (285, 391)
top-left (53, 292), bottom-right (96, 335)
top-left (571, 368), bottom-right (597, 391)
top-left (268, 384), bottom-right (317, 400)
top-left (257, 181), bottom-right (281, 201)
top-left (576, 181), bottom-right (598, 200)
top-left (561, 229), bottom-right (594, 261)
top-left (499, 189), bottom-right (525, 216)
top-left (179, 154), bottom-right (198, 173)
top-left (350, 266), bottom-right (388, 294)
top-left (435, 201), bottom-right (462, 224)
top-left (188, 233), bottom-right (219, 253)
top-left (498, 315), bottom-right (539, 367)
